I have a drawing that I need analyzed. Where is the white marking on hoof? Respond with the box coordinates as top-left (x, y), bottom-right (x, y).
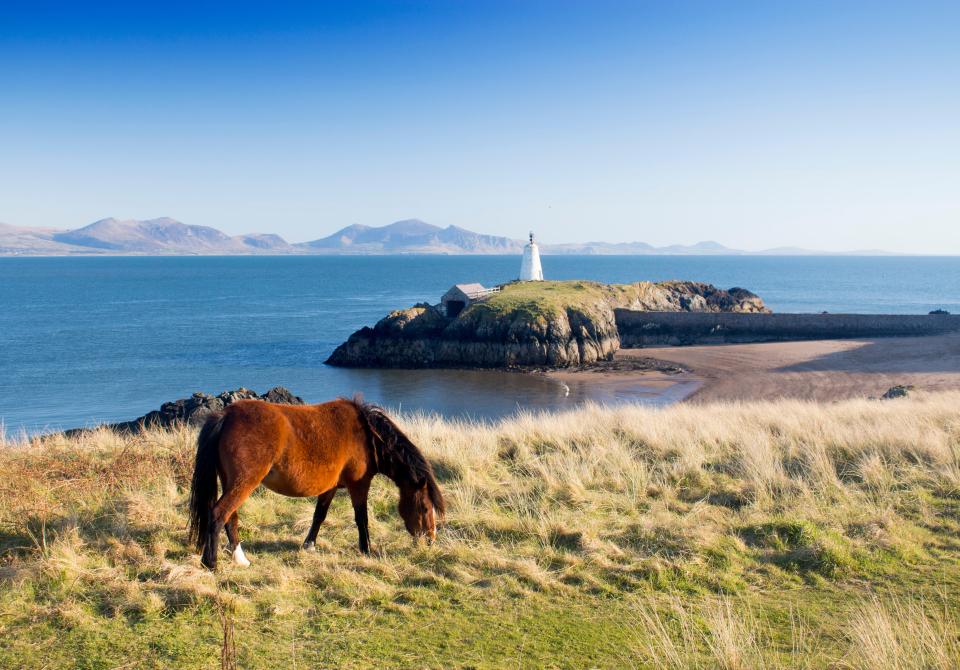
top-left (302, 541), bottom-right (316, 552)
top-left (230, 543), bottom-right (251, 567)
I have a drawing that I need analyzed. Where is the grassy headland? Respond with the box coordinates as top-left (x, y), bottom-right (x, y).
top-left (328, 279), bottom-right (767, 368)
top-left (463, 279), bottom-right (766, 324)
top-left (1, 394), bottom-right (959, 668)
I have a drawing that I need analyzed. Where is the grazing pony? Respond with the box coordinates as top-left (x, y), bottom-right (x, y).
top-left (188, 397), bottom-right (444, 570)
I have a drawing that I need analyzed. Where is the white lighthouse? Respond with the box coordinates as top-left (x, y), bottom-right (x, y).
top-left (520, 231), bottom-right (544, 281)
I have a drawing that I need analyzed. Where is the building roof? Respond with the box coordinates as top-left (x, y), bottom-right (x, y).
top-left (443, 284), bottom-right (490, 300)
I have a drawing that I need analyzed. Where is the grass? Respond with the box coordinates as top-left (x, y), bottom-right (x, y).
top-left (1, 392), bottom-right (959, 668)
top-left (464, 279), bottom-right (690, 324)
top-left (456, 280), bottom-right (758, 343)
top-left (479, 279), bottom-right (613, 315)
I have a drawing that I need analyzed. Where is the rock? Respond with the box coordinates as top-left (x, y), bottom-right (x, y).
top-left (881, 385), bottom-right (914, 400)
top-left (327, 280), bottom-right (768, 369)
top-left (929, 309), bottom-right (950, 315)
top-left (261, 387), bottom-right (304, 404)
top-left (66, 386), bottom-right (305, 436)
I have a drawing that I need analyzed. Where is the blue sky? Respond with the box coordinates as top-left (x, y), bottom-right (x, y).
top-left (1, 1), bottom-right (958, 252)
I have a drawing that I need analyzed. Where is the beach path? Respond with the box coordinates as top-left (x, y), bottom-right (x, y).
top-left (625, 332), bottom-right (960, 402)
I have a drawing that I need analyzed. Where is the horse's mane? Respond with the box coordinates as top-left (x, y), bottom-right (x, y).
top-left (349, 397), bottom-right (445, 517)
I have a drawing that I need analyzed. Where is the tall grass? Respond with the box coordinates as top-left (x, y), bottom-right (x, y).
top-left (1, 393), bottom-right (958, 668)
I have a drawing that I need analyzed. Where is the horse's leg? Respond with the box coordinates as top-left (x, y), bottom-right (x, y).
top-left (302, 489), bottom-right (337, 551)
top-left (348, 481), bottom-right (372, 555)
top-left (203, 478), bottom-right (262, 569)
top-left (225, 512), bottom-right (239, 547)
top-left (224, 512), bottom-right (250, 567)
top-left (201, 510), bottom-right (225, 570)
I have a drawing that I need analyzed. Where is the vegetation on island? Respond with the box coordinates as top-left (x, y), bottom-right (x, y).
top-left (1, 393), bottom-right (959, 668)
top-left (471, 279), bottom-right (628, 320)
top-left (452, 279), bottom-right (767, 337)
top-left (468, 279), bottom-right (766, 321)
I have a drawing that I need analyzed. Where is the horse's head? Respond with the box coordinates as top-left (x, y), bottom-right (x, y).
top-left (355, 400), bottom-right (446, 543)
top-left (398, 480), bottom-right (442, 542)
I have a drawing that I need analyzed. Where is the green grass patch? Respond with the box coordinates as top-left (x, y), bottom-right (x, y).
top-left (2, 396), bottom-right (960, 667)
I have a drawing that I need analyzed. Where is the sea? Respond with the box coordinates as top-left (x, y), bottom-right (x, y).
top-left (2, 255), bottom-right (958, 436)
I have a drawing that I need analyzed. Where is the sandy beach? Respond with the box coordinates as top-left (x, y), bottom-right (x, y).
top-left (548, 332), bottom-right (960, 404)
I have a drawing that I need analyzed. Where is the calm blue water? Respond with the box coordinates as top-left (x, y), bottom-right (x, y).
top-left (1, 255), bottom-right (957, 435)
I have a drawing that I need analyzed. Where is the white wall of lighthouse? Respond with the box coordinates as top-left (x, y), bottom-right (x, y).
top-left (520, 232), bottom-right (544, 281)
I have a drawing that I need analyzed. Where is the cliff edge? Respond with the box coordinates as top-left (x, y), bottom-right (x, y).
top-left (326, 280), bottom-right (767, 369)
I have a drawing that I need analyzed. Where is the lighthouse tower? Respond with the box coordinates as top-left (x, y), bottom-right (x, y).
top-left (520, 231), bottom-right (544, 281)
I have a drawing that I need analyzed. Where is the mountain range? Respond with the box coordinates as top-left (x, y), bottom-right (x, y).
top-left (0, 217), bottom-right (896, 256)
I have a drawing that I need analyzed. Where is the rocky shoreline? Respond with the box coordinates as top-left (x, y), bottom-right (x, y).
top-left (327, 280), bottom-right (767, 369)
top-left (64, 386), bottom-right (303, 436)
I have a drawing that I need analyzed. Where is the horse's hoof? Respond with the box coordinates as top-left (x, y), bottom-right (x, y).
top-left (230, 543), bottom-right (251, 567)
top-left (302, 541), bottom-right (316, 552)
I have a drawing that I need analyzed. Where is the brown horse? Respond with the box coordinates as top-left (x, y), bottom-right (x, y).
top-left (188, 397), bottom-right (444, 570)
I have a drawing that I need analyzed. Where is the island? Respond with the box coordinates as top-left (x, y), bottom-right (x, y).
top-left (326, 279), bottom-right (768, 368)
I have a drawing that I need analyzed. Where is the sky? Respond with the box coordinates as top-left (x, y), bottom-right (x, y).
top-left (1, 1), bottom-right (958, 253)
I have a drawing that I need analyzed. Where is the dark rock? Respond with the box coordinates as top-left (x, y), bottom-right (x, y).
top-left (260, 387), bottom-right (304, 405)
top-left (881, 385), bottom-right (914, 400)
top-left (930, 309), bottom-right (950, 315)
top-left (66, 386), bottom-right (304, 436)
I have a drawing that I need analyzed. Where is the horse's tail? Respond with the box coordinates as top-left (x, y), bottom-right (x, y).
top-left (188, 411), bottom-right (225, 552)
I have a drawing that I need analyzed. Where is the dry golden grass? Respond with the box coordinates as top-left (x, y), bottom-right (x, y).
top-left (1, 393), bottom-right (959, 668)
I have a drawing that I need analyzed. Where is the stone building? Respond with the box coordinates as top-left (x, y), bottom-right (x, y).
top-left (440, 283), bottom-right (499, 317)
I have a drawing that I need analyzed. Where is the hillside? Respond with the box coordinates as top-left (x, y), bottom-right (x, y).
top-left (0, 218), bottom-right (897, 256)
top-left (55, 218), bottom-right (242, 253)
top-left (0, 222), bottom-right (82, 255)
top-left (303, 219), bottom-right (523, 254)
top-left (0, 218), bottom-right (295, 255)
top-left (0, 218), bottom-right (523, 256)
top-left (327, 279), bottom-right (768, 368)
top-left (1, 395), bottom-right (957, 668)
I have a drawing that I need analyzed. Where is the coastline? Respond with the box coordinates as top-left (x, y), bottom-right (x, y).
top-left (10, 333), bottom-right (960, 438)
top-left (539, 356), bottom-right (702, 407)
top-left (546, 332), bottom-right (960, 404)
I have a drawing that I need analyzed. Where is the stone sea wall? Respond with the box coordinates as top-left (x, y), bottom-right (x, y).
top-left (615, 311), bottom-right (960, 347)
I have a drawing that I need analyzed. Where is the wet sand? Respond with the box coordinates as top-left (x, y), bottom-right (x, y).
top-left (547, 333), bottom-right (960, 404)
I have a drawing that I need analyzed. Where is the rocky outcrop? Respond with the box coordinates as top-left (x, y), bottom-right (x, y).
top-left (881, 385), bottom-right (914, 400)
top-left (633, 282), bottom-right (768, 314)
top-left (330, 304), bottom-right (622, 368)
top-left (66, 386), bottom-right (304, 436)
top-left (327, 280), bottom-right (767, 369)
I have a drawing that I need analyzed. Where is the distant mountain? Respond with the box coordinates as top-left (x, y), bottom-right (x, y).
top-left (543, 240), bottom-right (900, 256)
top-left (0, 222), bottom-right (80, 255)
top-left (752, 245), bottom-right (898, 256)
top-left (0, 217), bottom-right (900, 256)
top-left (53, 217), bottom-right (235, 252)
top-left (302, 219), bottom-right (522, 254)
top-left (0, 218), bottom-right (295, 255)
top-left (542, 239), bottom-right (744, 255)
top-left (238, 233), bottom-right (293, 251)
